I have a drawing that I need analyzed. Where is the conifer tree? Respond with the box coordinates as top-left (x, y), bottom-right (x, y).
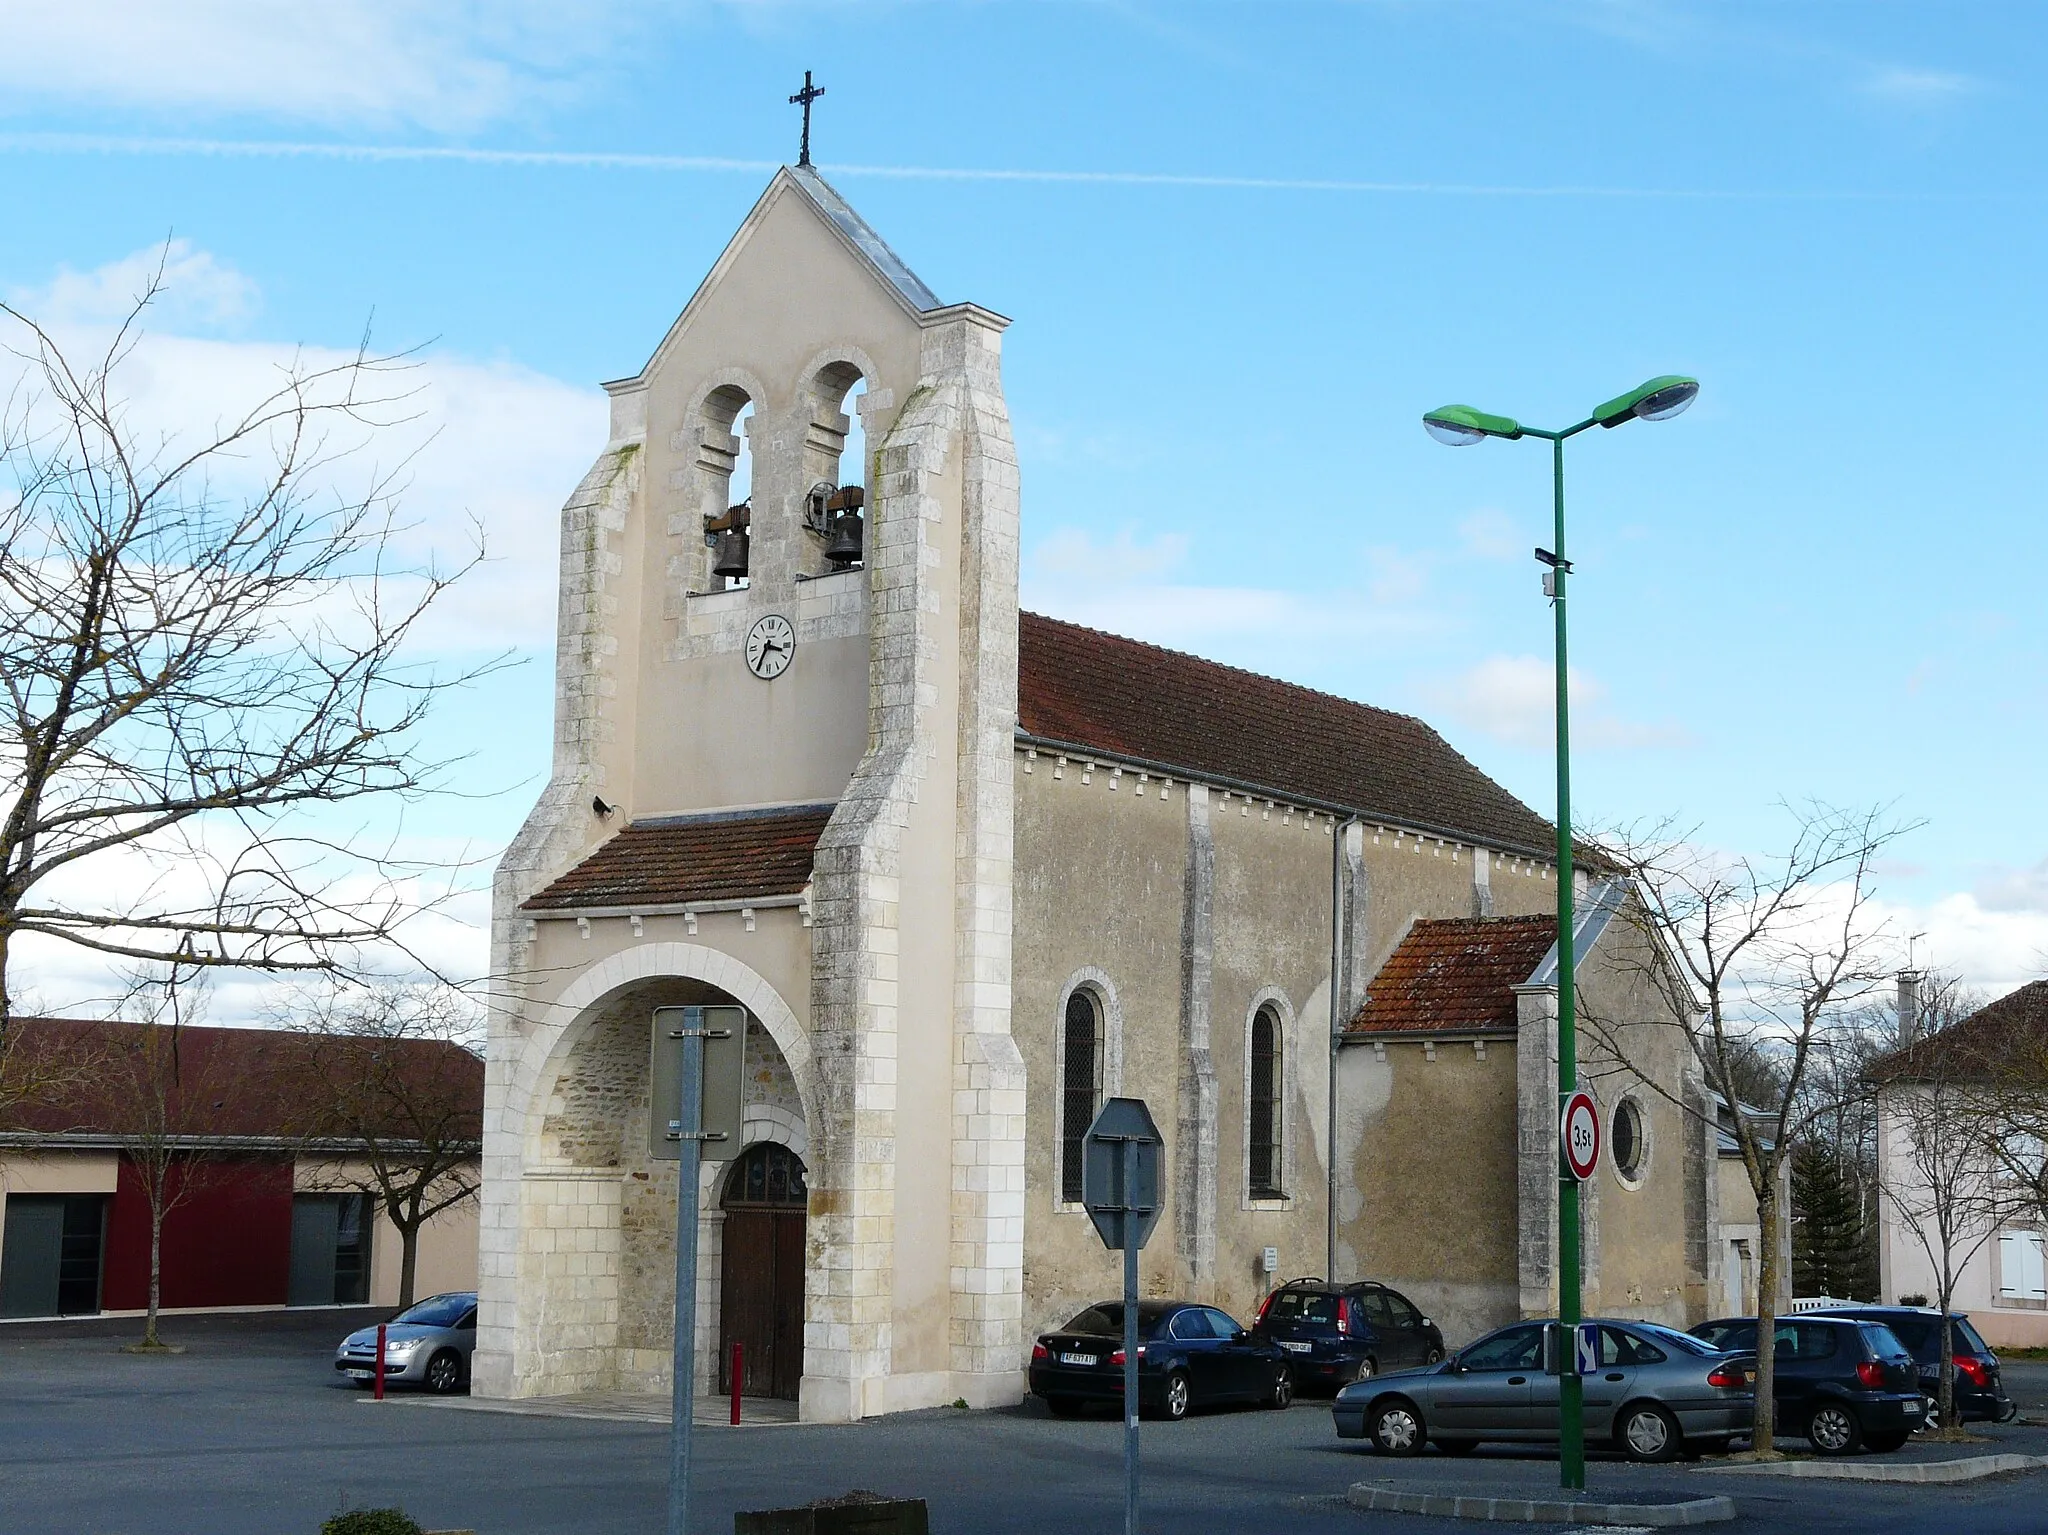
top-left (1791, 1137), bottom-right (1877, 1301)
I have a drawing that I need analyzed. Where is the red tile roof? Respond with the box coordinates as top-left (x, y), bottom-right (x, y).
top-left (1869, 979), bottom-right (2048, 1083)
top-left (1016, 612), bottom-right (1557, 858)
top-left (522, 803), bottom-right (832, 913)
top-left (0, 1017), bottom-right (482, 1143)
top-left (1346, 915), bottom-right (1558, 1034)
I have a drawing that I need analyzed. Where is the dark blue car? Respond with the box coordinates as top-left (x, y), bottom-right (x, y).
top-left (1804, 1306), bottom-right (2018, 1424)
top-left (1029, 1300), bottom-right (1293, 1420)
top-left (1689, 1315), bottom-right (1924, 1452)
top-left (1250, 1278), bottom-right (1444, 1390)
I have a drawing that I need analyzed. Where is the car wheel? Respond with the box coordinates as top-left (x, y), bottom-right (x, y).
top-left (1263, 1365), bottom-right (1294, 1410)
top-left (1807, 1403), bottom-right (1863, 1455)
top-left (424, 1349), bottom-right (465, 1395)
top-left (1369, 1399), bottom-right (1426, 1456)
top-left (1864, 1430), bottom-right (1910, 1453)
top-left (1618, 1402), bottom-right (1682, 1464)
top-left (1433, 1438), bottom-right (1478, 1456)
top-left (1424, 1348), bottom-right (1444, 1366)
top-left (1046, 1396), bottom-right (1084, 1419)
top-left (1352, 1356), bottom-right (1378, 1384)
top-left (1158, 1370), bottom-right (1191, 1422)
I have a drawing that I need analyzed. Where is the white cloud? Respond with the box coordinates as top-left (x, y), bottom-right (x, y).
top-left (1430, 653), bottom-right (1695, 751)
top-left (1872, 890), bottom-right (2048, 1000)
top-left (1862, 65), bottom-right (1981, 105)
top-left (1975, 857), bottom-right (2048, 916)
top-left (1031, 527), bottom-right (1189, 584)
top-left (0, 1), bottom-right (641, 132)
top-left (6, 238), bottom-right (259, 332)
top-left (1457, 508), bottom-right (1522, 561)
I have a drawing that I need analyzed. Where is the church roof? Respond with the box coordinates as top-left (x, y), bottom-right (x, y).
top-left (1016, 612), bottom-right (1559, 859)
top-left (785, 165), bottom-right (943, 313)
top-left (521, 803), bottom-right (833, 913)
top-left (1344, 915), bottom-right (1558, 1035)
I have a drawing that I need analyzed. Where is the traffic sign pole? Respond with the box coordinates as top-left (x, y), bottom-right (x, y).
top-left (1121, 1137), bottom-right (1140, 1535)
top-left (667, 1010), bottom-right (704, 1535)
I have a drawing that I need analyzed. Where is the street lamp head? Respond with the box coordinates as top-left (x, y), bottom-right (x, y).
top-left (1592, 375), bottom-right (1698, 429)
top-left (1422, 404), bottom-right (1524, 446)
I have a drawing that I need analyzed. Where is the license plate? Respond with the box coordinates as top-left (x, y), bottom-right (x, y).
top-left (1278, 1340), bottom-right (1313, 1353)
top-left (347, 1369), bottom-right (373, 1380)
top-left (1060, 1353), bottom-right (1097, 1366)
top-left (1905, 1401), bottom-right (1921, 1413)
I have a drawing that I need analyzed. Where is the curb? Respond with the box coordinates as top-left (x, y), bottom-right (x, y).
top-left (1710, 1452), bottom-right (2048, 1484)
top-left (1346, 1485), bottom-right (1737, 1525)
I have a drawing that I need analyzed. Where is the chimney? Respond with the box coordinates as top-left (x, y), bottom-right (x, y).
top-left (1896, 970), bottom-right (1922, 1045)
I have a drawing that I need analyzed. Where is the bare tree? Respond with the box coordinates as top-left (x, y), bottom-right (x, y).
top-left (1590, 803), bottom-right (1908, 1456)
top-left (0, 261), bottom-right (489, 1039)
top-left (290, 983), bottom-right (483, 1309)
top-left (1874, 1054), bottom-right (2018, 1432)
top-left (106, 967), bottom-right (267, 1349)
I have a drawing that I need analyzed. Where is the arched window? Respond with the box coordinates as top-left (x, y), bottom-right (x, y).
top-left (1248, 1004), bottom-right (1283, 1199)
top-left (1612, 1098), bottom-right (1647, 1185)
top-left (1060, 989), bottom-right (1103, 1204)
top-left (723, 1142), bottom-right (808, 1209)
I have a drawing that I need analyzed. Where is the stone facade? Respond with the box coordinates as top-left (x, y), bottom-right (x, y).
top-left (478, 164), bottom-right (1728, 1423)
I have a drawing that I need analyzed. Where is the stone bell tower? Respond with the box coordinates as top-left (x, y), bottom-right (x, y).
top-left (482, 164), bottom-right (1027, 1419)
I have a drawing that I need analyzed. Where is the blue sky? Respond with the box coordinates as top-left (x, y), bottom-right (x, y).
top-left (2, 0), bottom-right (2043, 1011)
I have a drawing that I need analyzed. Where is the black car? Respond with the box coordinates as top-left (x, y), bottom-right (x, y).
top-left (1804, 1306), bottom-right (2018, 1423)
top-left (1689, 1316), bottom-right (1924, 1453)
top-left (1029, 1300), bottom-right (1293, 1420)
top-left (1251, 1278), bottom-right (1444, 1389)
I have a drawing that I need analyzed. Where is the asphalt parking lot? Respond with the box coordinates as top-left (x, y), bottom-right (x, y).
top-left (3, 1311), bottom-right (2047, 1535)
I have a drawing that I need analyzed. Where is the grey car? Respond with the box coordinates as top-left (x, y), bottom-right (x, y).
top-left (334, 1291), bottom-right (477, 1393)
top-left (1333, 1318), bottom-right (1756, 1463)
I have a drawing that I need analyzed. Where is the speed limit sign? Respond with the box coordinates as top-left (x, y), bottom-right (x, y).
top-left (1560, 1090), bottom-right (1601, 1182)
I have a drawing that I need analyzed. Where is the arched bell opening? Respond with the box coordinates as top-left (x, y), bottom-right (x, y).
top-left (716, 1142), bottom-right (808, 1401)
top-left (798, 360), bottom-right (868, 578)
top-left (695, 383), bottom-right (756, 590)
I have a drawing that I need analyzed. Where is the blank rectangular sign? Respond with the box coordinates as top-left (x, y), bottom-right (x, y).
top-left (650, 1005), bottom-right (747, 1163)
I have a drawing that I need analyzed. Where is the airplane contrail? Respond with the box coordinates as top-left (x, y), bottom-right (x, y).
top-left (0, 132), bottom-right (1962, 202)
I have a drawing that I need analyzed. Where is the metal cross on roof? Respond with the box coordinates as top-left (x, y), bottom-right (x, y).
top-left (789, 70), bottom-right (825, 167)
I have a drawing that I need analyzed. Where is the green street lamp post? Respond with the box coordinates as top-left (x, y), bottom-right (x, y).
top-left (1421, 376), bottom-right (1697, 1492)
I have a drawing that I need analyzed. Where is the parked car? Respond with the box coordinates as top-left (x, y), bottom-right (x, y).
top-left (1688, 1316), bottom-right (1922, 1453)
top-left (1333, 1318), bottom-right (1755, 1463)
top-left (334, 1291), bottom-right (477, 1394)
top-left (1251, 1277), bottom-right (1444, 1390)
top-left (1803, 1306), bottom-right (2018, 1423)
top-left (1029, 1300), bottom-right (1293, 1421)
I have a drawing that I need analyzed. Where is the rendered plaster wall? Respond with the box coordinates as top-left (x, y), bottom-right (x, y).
top-left (1574, 945), bottom-right (1710, 1326)
top-left (1356, 830), bottom-right (1556, 982)
top-left (1337, 1039), bottom-right (1522, 1348)
top-left (1012, 755), bottom-right (1190, 1336)
top-left (1208, 795), bottom-right (1338, 1322)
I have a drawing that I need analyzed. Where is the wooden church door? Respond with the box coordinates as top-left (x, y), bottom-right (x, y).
top-left (717, 1143), bottom-right (808, 1400)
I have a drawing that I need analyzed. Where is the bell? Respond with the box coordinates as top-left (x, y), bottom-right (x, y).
top-left (824, 512), bottom-right (863, 568)
top-left (712, 528), bottom-right (750, 579)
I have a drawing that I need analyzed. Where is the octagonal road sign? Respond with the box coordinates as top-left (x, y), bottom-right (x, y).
top-left (1560, 1089), bottom-right (1601, 1183)
top-left (1082, 1097), bottom-right (1165, 1252)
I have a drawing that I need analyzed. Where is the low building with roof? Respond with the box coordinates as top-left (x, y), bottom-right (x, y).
top-left (480, 162), bottom-right (1728, 1419)
top-left (0, 1017), bottom-right (481, 1321)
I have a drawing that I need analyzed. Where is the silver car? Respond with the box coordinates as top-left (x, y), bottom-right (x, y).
top-left (1334, 1318), bottom-right (1755, 1462)
top-left (334, 1291), bottom-right (477, 1393)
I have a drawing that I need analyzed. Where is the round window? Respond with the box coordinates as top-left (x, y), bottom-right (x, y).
top-left (1612, 1098), bottom-right (1646, 1183)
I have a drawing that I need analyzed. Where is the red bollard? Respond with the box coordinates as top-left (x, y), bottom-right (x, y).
top-left (374, 1323), bottom-right (387, 1401)
top-left (730, 1342), bottom-right (742, 1425)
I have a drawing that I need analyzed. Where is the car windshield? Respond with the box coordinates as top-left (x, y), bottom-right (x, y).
top-left (1862, 1323), bottom-right (1910, 1358)
top-left (1265, 1291), bottom-right (1338, 1324)
top-left (394, 1294), bottom-right (473, 1328)
top-left (1634, 1322), bottom-right (1716, 1357)
top-left (1693, 1320), bottom-right (1755, 1351)
top-left (1062, 1305), bottom-right (1170, 1340)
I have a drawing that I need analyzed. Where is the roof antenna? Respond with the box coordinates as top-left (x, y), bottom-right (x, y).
top-left (790, 70), bottom-right (825, 168)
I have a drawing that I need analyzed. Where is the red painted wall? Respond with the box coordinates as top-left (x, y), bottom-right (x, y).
top-left (101, 1155), bottom-right (295, 1311)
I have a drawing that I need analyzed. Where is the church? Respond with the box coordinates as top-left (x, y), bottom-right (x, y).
top-left (476, 160), bottom-right (1735, 1422)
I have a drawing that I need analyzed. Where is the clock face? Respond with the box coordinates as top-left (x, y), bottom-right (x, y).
top-left (745, 614), bottom-right (796, 679)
